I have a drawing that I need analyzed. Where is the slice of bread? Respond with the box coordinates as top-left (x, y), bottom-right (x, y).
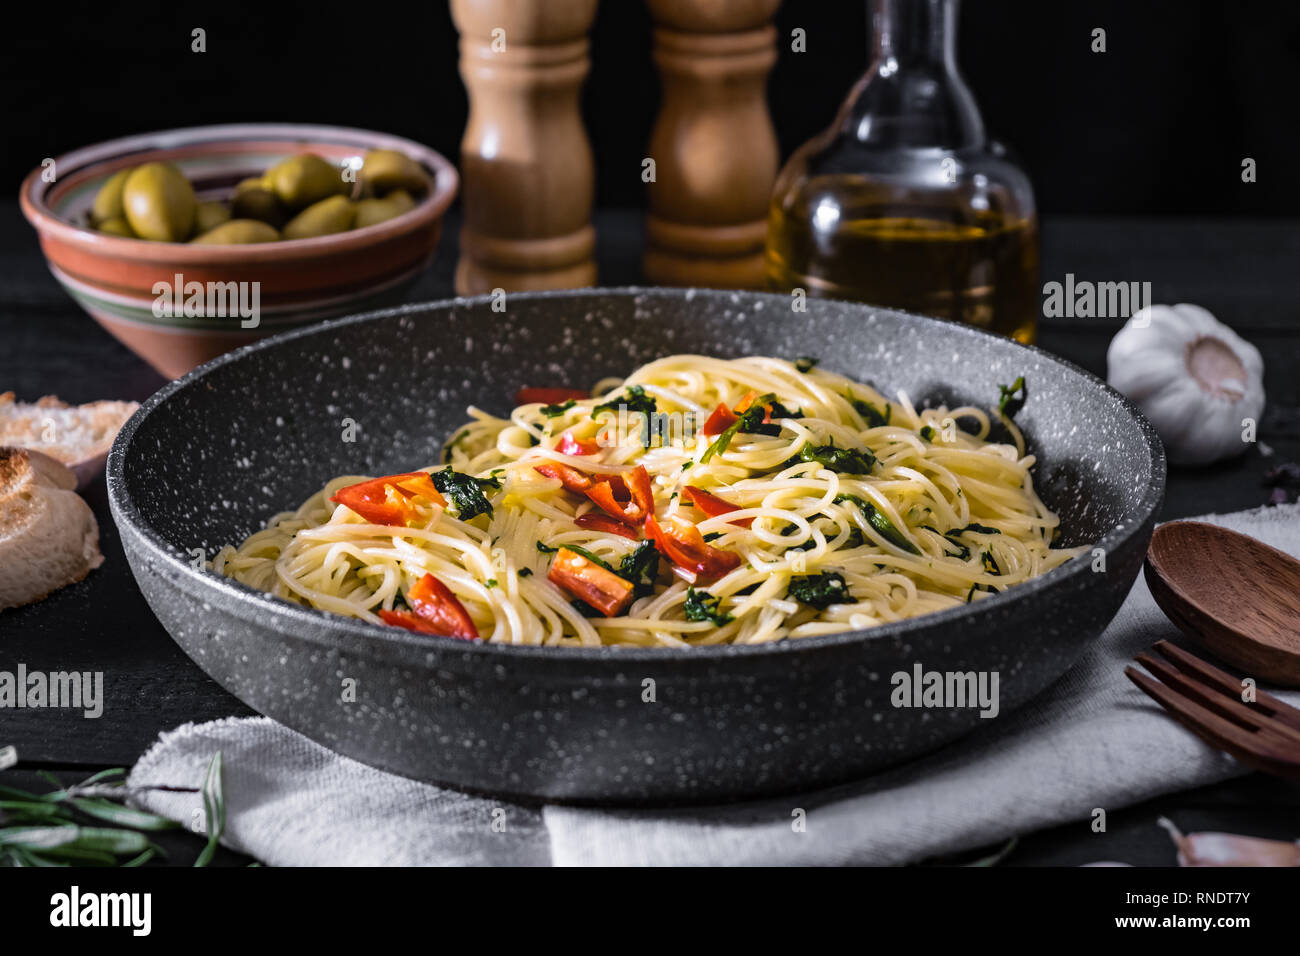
top-left (0, 392), bottom-right (138, 488)
top-left (0, 447), bottom-right (104, 611)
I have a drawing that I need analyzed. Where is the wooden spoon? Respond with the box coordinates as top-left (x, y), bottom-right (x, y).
top-left (1145, 521), bottom-right (1300, 687)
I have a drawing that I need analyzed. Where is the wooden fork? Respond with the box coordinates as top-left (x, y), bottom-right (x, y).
top-left (1125, 640), bottom-right (1300, 779)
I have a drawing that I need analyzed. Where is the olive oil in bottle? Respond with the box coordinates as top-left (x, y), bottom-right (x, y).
top-left (766, 0), bottom-right (1040, 343)
top-left (766, 178), bottom-right (1039, 342)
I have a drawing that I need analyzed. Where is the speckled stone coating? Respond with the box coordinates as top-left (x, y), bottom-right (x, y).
top-left (107, 288), bottom-right (1166, 804)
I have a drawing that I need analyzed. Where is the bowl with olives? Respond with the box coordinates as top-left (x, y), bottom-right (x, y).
top-left (20, 123), bottom-right (458, 378)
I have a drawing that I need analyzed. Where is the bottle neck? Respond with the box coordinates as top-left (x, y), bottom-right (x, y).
top-left (843, 0), bottom-right (983, 150)
top-left (872, 0), bottom-right (956, 72)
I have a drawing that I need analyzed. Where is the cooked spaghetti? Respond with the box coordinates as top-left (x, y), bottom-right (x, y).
top-left (214, 355), bottom-right (1083, 647)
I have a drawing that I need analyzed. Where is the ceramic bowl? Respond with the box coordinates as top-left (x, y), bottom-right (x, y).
top-left (107, 289), bottom-right (1166, 804)
top-left (20, 123), bottom-right (458, 379)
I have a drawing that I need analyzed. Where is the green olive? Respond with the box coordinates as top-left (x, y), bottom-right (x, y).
top-left (352, 190), bottom-right (416, 229)
top-left (96, 217), bottom-right (136, 238)
top-left (282, 195), bottom-right (355, 240)
top-left (193, 201), bottom-right (232, 236)
top-left (122, 162), bottom-right (197, 242)
top-left (231, 178), bottom-right (285, 227)
top-left (361, 149), bottom-right (428, 196)
top-left (190, 219), bottom-right (281, 245)
top-left (92, 168), bottom-right (133, 224)
top-left (263, 154), bottom-right (346, 209)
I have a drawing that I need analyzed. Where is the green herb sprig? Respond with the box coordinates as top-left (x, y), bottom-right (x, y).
top-left (0, 754), bottom-right (225, 868)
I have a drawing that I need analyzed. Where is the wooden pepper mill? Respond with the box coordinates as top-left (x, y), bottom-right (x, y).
top-left (644, 0), bottom-right (781, 289)
top-left (451, 0), bottom-right (599, 294)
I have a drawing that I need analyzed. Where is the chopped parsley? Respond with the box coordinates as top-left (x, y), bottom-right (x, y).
top-left (433, 467), bottom-right (498, 521)
top-left (536, 541), bottom-right (558, 554)
top-left (966, 583), bottom-right (999, 602)
top-left (571, 598), bottom-right (602, 617)
top-left (786, 572), bottom-right (856, 609)
top-left (518, 568), bottom-right (533, 577)
top-left (794, 356), bottom-right (820, 373)
top-left (919, 425), bottom-right (935, 442)
top-left (594, 384), bottom-right (657, 419)
top-left (766, 398), bottom-right (801, 420)
top-left (540, 399), bottom-right (576, 418)
top-left (794, 442), bottom-right (876, 475)
top-left (617, 540), bottom-right (661, 597)
top-left (835, 494), bottom-right (921, 555)
top-left (485, 578), bottom-right (499, 588)
top-left (684, 587), bottom-right (733, 625)
top-left (980, 550), bottom-right (1002, 575)
top-left (849, 395), bottom-right (891, 428)
top-left (997, 376), bottom-right (1027, 418)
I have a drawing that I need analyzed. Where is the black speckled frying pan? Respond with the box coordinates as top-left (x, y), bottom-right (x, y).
top-left (107, 288), bottom-right (1165, 805)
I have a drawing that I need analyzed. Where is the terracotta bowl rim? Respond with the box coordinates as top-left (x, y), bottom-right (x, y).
top-left (18, 122), bottom-right (459, 264)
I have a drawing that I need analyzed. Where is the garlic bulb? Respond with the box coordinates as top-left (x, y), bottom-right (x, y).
top-left (1106, 304), bottom-right (1264, 466)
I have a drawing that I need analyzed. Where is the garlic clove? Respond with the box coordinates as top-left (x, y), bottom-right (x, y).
top-left (1106, 304), bottom-right (1265, 467)
top-left (1158, 817), bottom-right (1300, 867)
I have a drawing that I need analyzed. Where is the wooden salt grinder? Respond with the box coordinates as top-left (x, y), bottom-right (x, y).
top-left (451, 0), bottom-right (599, 294)
top-left (644, 0), bottom-right (781, 289)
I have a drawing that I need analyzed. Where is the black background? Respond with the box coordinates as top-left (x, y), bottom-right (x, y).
top-left (4, 0), bottom-right (1298, 217)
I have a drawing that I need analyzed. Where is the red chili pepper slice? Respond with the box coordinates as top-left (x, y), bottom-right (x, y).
top-left (701, 402), bottom-right (738, 437)
top-left (331, 472), bottom-right (447, 526)
top-left (556, 431), bottom-right (601, 456)
top-left (575, 512), bottom-right (641, 539)
top-left (644, 514), bottom-right (742, 578)
top-left (406, 572), bottom-right (478, 639)
top-left (548, 547), bottom-right (635, 617)
top-left (683, 485), bottom-right (753, 528)
top-left (378, 574), bottom-right (477, 640)
top-left (535, 462), bottom-right (596, 493)
top-left (514, 387), bottom-right (589, 406)
top-left (585, 465), bottom-right (653, 527)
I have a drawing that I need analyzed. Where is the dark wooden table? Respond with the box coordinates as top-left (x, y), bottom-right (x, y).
top-left (3, 206), bottom-right (1298, 866)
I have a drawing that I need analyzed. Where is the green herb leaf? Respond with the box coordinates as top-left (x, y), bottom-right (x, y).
top-left (518, 567), bottom-right (533, 577)
top-left (433, 467), bottom-right (497, 521)
top-left (794, 356), bottom-right (820, 373)
top-left (796, 442), bottom-right (876, 475)
top-left (849, 394), bottom-right (891, 428)
top-left (65, 798), bottom-right (180, 832)
top-left (980, 550), bottom-right (1002, 575)
top-left (594, 384), bottom-right (657, 419)
top-left (194, 751), bottom-right (224, 868)
top-left (997, 376), bottom-right (1027, 418)
top-left (919, 425), bottom-right (935, 442)
top-left (617, 540), bottom-right (660, 597)
top-left (684, 587), bottom-right (733, 624)
top-left (540, 399), bottom-right (576, 418)
top-left (536, 541), bottom-right (558, 554)
top-left (966, 582), bottom-right (999, 602)
top-left (835, 494), bottom-right (921, 555)
top-left (786, 572), bottom-right (857, 609)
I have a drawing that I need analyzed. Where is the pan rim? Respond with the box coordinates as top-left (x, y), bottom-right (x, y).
top-left (106, 286), bottom-right (1167, 663)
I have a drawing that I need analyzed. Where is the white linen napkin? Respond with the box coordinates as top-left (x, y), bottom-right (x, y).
top-left (127, 503), bottom-right (1300, 866)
